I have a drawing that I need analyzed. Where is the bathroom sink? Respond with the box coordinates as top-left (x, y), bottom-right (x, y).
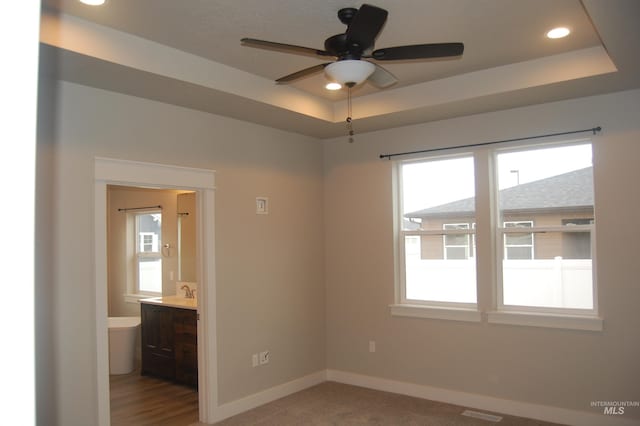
top-left (140, 295), bottom-right (197, 310)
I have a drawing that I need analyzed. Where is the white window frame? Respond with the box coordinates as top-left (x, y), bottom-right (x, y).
top-left (391, 140), bottom-right (602, 330)
top-left (492, 141), bottom-right (600, 328)
top-left (495, 223), bottom-right (597, 316)
top-left (133, 211), bottom-right (162, 296)
top-left (392, 155), bottom-right (480, 322)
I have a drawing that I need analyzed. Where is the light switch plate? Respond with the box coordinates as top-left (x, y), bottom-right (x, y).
top-left (256, 197), bottom-right (269, 215)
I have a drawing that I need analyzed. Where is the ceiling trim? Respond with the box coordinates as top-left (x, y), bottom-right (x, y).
top-left (40, 12), bottom-right (335, 122)
top-left (334, 46), bottom-right (616, 120)
top-left (38, 2), bottom-right (640, 139)
top-left (40, 11), bottom-right (617, 126)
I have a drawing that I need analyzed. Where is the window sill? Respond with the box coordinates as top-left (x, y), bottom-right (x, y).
top-left (389, 304), bottom-right (481, 322)
top-left (487, 310), bottom-right (603, 331)
top-left (124, 293), bottom-right (160, 304)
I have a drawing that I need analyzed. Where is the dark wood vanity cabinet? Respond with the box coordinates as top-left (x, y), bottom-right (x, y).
top-left (173, 308), bottom-right (198, 386)
top-left (141, 303), bottom-right (198, 387)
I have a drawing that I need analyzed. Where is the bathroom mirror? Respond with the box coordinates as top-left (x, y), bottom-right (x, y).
top-left (177, 192), bottom-right (197, 282)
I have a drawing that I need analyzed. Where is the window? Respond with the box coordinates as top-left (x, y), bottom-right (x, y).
top-left (561, 218), bottom-right (593, 259)
top-left (398, 156), bottom-right (476, 305)
top-left (496, 143), bottom-right (595, 311)
top-left (503, 221), bottom-right (533, 260)
top-left (135, 212), bottom-right (162, 294)
top-left (139, 232), bottom-right (158, 252)
top-left (394, 141), bottom-right (599, 327)
top-left (443, 223), bottom-right (472, 259)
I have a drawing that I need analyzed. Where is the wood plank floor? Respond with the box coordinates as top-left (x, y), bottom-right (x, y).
top-left (110, 369), bottom-right (198, 426)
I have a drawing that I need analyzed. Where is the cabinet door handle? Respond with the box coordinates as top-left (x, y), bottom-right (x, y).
top-left (146, 344), bottom-right (156, 349)
top-left (161, 348), bottom-right (172, 352)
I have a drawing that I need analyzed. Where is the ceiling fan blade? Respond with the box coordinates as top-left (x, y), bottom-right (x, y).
top-left (372, 43), bottom-right (464, 61)
top-left (241, 38), bottom-right (333, 58)
top-left (345, 4), bottom-right (388, 51)
top-left (276, 63), bottom-right (331, 83)
top-left (368, 64), bottom-right (398, 88)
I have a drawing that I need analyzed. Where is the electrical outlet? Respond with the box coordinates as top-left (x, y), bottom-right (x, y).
top-left (259, 350), bottom-right (270, 365)
top-left (252, 353), bottom-right (259, 367)
top-left (369, 340), bottom-right (376, 353)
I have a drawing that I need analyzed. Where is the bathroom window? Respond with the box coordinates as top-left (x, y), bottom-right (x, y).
top-left (135, 212), bottom-right (162, 294)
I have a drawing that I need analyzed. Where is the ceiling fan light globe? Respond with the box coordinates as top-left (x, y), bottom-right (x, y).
top-left (325, 82), bottom-right (343, 91)
top-left (324, 60), bottom-right (375, 86)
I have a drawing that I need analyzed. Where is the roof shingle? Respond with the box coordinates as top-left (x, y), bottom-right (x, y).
top-left (406, 167), bottom-right (593, 218)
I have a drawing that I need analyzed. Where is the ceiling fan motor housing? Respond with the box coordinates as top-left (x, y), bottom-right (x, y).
top-left (337, 7), bottom-right (358, 25)
top-left (325, 34), bottom-right (363, 60)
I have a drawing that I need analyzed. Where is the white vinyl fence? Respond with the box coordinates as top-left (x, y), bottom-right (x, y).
top-left (405, 257), bottom-right (593, 309)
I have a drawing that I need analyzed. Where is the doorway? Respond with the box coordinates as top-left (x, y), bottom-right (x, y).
top-left (94, 157), bottom-right (217, 426)
top-left (106, 185), bottom-right (197, 423)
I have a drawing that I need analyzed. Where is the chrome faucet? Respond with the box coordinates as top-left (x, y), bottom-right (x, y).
top-left (181, 284), bottom-right (195, 299)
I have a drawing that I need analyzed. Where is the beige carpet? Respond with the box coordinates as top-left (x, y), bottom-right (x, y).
top-left (202, 381), bottom-right (565, 425)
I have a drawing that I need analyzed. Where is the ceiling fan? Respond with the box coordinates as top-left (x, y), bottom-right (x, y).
top-left (241, 3), bottom-right (464, 89)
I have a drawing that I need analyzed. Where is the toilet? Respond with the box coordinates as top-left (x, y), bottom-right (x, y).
top-left (108, 316), bottom-right (141, 375)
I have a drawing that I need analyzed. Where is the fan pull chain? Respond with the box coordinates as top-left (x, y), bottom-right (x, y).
top-left (346, 85), bottom-right (355, 143)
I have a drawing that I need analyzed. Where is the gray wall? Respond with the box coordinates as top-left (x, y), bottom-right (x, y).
top-left (36, 55), bottom-right (640, 423)
top-left (323, 89), bottom-right (640, 419)
top-left (36, 80), bottom-right (326, 425)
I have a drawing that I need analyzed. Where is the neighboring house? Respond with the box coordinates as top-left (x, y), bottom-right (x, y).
top-left (405, 167), bottom-right (594, 260)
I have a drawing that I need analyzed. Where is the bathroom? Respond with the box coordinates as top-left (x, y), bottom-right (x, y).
top-left (106, 184), bottom-right (199, 423)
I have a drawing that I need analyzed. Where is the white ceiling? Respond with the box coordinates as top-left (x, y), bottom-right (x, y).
top-left (40, 0), bottom-right (640, 138)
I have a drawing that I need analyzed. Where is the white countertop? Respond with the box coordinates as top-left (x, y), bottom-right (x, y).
top-left (140, 295), bottom-right (197, 310)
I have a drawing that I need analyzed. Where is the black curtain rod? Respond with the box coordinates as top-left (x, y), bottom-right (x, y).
top-left (117, 205), bottom-right (162, 212)
top-left (379, 126), bottom-right (602, 160)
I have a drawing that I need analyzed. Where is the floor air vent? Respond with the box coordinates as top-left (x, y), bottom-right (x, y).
top-left (461, 409), bottom-right (503, 422)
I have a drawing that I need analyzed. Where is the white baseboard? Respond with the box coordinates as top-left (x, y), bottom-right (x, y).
top-left (208, 369), bottom-right (639, 426)
top-left (212, 370), bottom-right (326, 423)
top-left (326, 369), bottom-right (640, 426)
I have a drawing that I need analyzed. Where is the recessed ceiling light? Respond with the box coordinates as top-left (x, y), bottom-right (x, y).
top-left (79, 0), bottom-right (106, 5)
top-left (325, 82), bottom-right (342, 91)
top-left (546, 27), bottom-right (570, 39)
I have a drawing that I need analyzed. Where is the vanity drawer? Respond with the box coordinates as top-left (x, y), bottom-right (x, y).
top-left (174, 308), bottom-right (197, 339)
top-left (141, 351), bottom-right (175, 380)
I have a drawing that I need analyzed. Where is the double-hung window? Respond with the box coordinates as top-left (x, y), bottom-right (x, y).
top-left (134, 211), bottom-right (163, 295)
top-left (397, 155), bottom-right (477, 306)
top-left (495, 143), bottom-right (595, 312)
top-left (394, 140), bottom-right (599, 328)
